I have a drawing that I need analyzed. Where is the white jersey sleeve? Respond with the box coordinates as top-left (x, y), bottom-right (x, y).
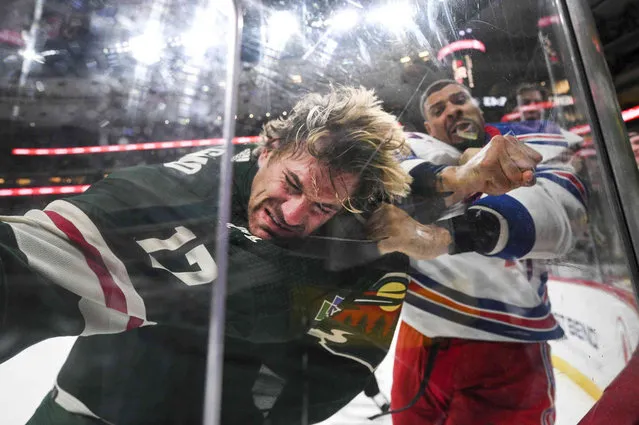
top-left (405, 129), bottom-right (588, 260)
top-left (403, 132), bottom-right (461, 167)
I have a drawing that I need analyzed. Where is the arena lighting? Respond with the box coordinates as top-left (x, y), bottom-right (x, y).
top-left (17, 105), bottom-right (639, 158)
top-left (367, 1), bottom-right (415, 31)
top-left (501, 102), bottom-right (639, 129)
top-left (182, 25), bottom-right (211, 58)
top-left (538, 15), bottom-right (561, 28)
top-left (182, 6), bottom-right (224, 58)
top-left (623, 104), bottom-right (639, 122)
top-left (11, 136), bottom-right (259, 156)
top-left (0, 29), bottom-right (25, 47)
top-left (437, 40), bottom-right (486, 61)
top-left (129, 21), bottom-right (164, 65)
top-left (0, 185), bottom-right (90, 197)
top-left (329, 9), bottom-right (359, 32)
top-left (19, 49), bottom-right (44, 63)
top-left (501, 111), bottom-right (521, 121)
top-left (568, 105), bottom-right (639, 136)
top-left (267, 11), bottom-right (299, 47)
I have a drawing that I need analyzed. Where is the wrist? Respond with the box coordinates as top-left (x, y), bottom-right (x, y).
top-left (445, 207), bottom-right (504, 256)
top-left (413, 224), bottom-right (453, 259)
top-left (436, 166), bottom-right (458, 193)
top-left (438, 166), bottom-right (475, 205)
top-left (376, 238), bottom-right (393, 256)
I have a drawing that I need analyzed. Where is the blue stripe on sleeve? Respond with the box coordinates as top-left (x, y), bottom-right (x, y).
top-left (473, 195), bottom-right (536, 259)
top-left (524, 140), bottom-right (568, 147)
top-left (535, 166), bottom-right (589, 197)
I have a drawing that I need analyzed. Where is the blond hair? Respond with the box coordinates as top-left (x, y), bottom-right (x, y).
top-left (258, 86), bottom-right (412, 212)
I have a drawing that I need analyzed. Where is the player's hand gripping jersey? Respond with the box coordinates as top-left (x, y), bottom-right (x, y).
top-left (402, 120), bottom-right (588, 341)
top-left (0, 146), bottom-right (419, 424)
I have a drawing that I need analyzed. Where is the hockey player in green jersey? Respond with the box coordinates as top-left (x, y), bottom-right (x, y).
top-left (0, 87), bottom-right (541, 424)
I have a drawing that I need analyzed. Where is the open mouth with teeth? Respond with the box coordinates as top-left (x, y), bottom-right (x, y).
top-left (265, 207), bottom-right (296, 235)
top-left (451, 121), bottom-right (480, 141)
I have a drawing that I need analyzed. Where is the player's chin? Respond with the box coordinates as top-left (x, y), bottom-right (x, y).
top-left (247, 219), bottom-right (270, 240)
top-left (250, 225), bottom-right (273, 240)
top-left (251, 220), bottom-right (298, 240)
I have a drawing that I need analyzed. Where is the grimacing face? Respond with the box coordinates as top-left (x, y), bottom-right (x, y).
top-left (423, 83), bottom-right (486, 147)
top-left (247, 147), bottom-right (359, 240)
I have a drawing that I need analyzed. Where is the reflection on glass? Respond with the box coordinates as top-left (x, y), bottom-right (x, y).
top-left (0, 1), bottom-right (236, 424)
top-left (0, 1), bottom-right (637, 425)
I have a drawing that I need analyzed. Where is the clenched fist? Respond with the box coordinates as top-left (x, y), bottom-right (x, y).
top-left (366, 203), bottom-right (452, 259)
top-left (447, 135), bottom-right (542, 196)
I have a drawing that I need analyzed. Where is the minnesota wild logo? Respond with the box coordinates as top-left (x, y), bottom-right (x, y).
top-left (314, 295), bottom-right (345, 321)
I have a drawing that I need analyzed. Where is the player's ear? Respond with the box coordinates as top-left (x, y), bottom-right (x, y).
top-left (258, 138), bottom-right (281, 167)
top-left (258, 146), bottom-right (271, 167)
top-left (424, 121), bottom-right (432, 134)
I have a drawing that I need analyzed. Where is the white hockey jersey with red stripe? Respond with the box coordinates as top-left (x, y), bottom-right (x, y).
top-left (401, 121), bottom-right (588, 342)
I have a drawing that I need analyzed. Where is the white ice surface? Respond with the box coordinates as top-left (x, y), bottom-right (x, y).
top-left (0, 337), bottom-right (76, 425)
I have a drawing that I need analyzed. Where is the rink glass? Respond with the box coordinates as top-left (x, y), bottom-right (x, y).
top-left (0, 0), bottom-right (637, 424)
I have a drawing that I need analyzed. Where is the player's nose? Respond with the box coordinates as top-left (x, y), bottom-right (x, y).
top-left (445, 102), bottom-right (464, 119)
top-left (280, 196), bottom-right (307, 227)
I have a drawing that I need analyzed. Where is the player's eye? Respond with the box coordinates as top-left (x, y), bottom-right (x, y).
top-left (451, 92), bottom-right (469, 105)
top-left (284, 174), bottom-right (301, 194)
top-left (314, 203), bottom-right (335, 215)
top-left (430, 105), bottom-right (445, 117)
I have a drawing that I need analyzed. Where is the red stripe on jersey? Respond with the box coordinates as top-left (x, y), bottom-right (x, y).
top-left (554, 171), bottom-right (586, 198)
top-left (517, 133), bottom-right (565, 141)
top-left (484, 125), bottom-right (501, 140)
top-left (45, 210), bottom-right (128, 314)
top-left (127, 316), bottom-right (144, 330)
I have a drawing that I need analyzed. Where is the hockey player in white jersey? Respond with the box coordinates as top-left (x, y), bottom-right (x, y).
top-left (389, 80), bottom-right (588, 425)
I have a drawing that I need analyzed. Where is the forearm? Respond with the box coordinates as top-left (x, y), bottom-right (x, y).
top-left (377, 222), bottom-right (452, 259)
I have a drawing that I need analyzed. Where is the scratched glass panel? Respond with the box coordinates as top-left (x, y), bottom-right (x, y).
top-left (0, 1), bottom-right (235, 424)
top-left (0, 1), bottom-right (637, 425)
top-left (224, 1), bottom-right (637, 424)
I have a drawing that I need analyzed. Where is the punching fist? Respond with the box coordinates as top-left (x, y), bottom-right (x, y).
top-left (367, 203), bottom-right (452, 259)
top-left (449, 135), bottom-right (542, 196)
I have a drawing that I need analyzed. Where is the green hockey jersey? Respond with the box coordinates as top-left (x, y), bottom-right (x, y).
top-left (0, 146), bottom-right (414, 424)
